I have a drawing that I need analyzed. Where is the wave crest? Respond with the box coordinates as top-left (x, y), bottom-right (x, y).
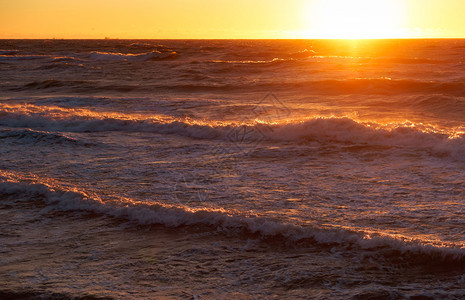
top-left (88, 51), bottom-right (178, 62)
top-left (0, 128), bottom-right (89, 145)
top-left (0, 103), bottom-right (464, 159)
top-left (1, 169), bottom-right (465, 269)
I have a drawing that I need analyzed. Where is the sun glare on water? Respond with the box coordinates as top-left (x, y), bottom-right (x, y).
top-left (306, 0), bottom-right (405, 39)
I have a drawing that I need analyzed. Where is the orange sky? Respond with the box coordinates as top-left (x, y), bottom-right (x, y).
top-left (1, 0), bottom-right (465, 39)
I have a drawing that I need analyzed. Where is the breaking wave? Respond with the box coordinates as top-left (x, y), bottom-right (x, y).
top-left (87, 50), bottom-right (178, 61)
top-left (1, 169), bottom-right (465, 269)
top-left (0, 103), bottom-right (464, 159)
top-left (0, 50), bottom-right (178, 65)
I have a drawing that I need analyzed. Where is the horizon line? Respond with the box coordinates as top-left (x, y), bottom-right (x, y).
top-left (2, 37), bottom-right (465, 40)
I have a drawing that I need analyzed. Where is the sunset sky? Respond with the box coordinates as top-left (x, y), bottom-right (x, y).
top-left (1, 0), bottom-right (465, 39)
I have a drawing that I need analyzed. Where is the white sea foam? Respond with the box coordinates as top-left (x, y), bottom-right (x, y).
top-left (1, 104), bottom-right (464, 159)
top-left (1, 171), bottom-right (465, 264)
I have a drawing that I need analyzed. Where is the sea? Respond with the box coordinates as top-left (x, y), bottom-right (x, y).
top-left (1, 39), bottom-right (465, 299)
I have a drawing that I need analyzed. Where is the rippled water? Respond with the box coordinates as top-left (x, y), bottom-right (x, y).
top-left (1, 39), bottom-right (465, 299)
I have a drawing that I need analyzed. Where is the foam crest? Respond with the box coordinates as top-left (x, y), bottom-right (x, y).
top-left (1, 169), bottom-right (465, 266)
top-left (1, 103), bottom-right (465, 159)
top-left (88, 51), bottom-right (178, 62)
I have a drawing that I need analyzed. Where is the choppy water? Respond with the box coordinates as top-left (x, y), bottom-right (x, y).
top-left (1, 39), bottom-right (465, 299)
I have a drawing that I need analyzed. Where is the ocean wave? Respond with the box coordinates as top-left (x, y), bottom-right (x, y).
top-left (284, 78), bottom-right (465, 96)
top-left (0, 128), bottom-right (89, 146)
top-left (128, 43), bottom-right (172, 51)
top-left (51, 56), bottom-right (83, 63)
top-left (0, 54), bottom-right (52, 61)
top-left (0, 289), bottom-right (103, 300)
top-left (144, 78), bottom-right (465, 96)
top-left (213, 78), bottom-right (463, 96)
top-left (0, 49), bottom-right (20, 55)
top-left (34, 63), bottom-right (86, 71)
top-left (88, 51), bottom-right (178, 62)
top-left (206, 57), bottom-right (299, 65)
top-left (408, 95), bottom-right (465, 114)
top-left (376, 57), bottom-right (444, 64)
top-left (1, 103), bottom-right (464, 159)
top-left (18, 79), bottom-right (93, 90)
top-left (14, 79), bottom-right (137, 92)
top-left (1, 170), bottom-right (465, 268)
top-left (288, 48), bottom-right (316, 59)
top-left (9, 76), bottom-right (465, 96)
top-left (0, 50), bottom-right (178, 63)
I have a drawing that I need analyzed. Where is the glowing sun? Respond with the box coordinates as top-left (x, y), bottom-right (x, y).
top-left (307, 0), bottom-right (404, 39)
